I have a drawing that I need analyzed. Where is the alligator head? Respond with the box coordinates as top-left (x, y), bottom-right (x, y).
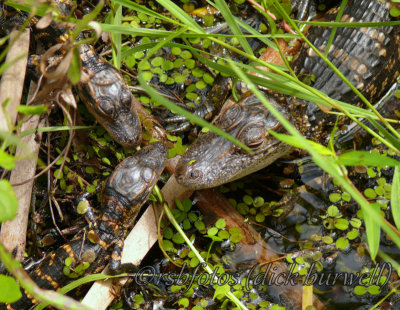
top-left (77, 44), bottom-right (142, 149)
top-left (175, 93), bottom-right (293, 189)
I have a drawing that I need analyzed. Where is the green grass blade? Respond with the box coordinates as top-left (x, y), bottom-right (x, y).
top-left (20, 125), bottom-right (94, 138)
top-left (295, 20), bottom-right (400, 27)
top-left (156, 0), bottom-right (204, 33)
top-left (367, 118), bottom-right (400, 151)
top-left (100, 24), bottom-right (174, 37)
top-left (211, 0), bottom-right (253, 56)
top-left (141, 27), bottom-right (188, 63)
top-left (111, 2), bottom-right (122, 69)
top-left (268, 131), bottom-right (334, 155)
top-left (364, 203), bottom-right (381, 259)
top-left (236, 18), bottom-right (280, 48)
top-left (392, 166), bottom-right (400, 230)
top-left (336, 151), bottom-right (400, 167)
top-left (324, 0), bottom-right (348, 58)
top-left (112, 0), bottom-right (178, 25)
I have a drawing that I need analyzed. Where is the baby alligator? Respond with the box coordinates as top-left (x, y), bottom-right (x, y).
top-left (1, 142), bottom-right (167, 310)
top-left (3, 0), bottom-right (142, 148)
top-left (175, 0), bottom-right (400, 189)
top-left (77, 43), bottom-right (142, 148)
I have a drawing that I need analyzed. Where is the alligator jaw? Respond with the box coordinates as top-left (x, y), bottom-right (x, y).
top-left (175, 93), bottom-right (292, 189)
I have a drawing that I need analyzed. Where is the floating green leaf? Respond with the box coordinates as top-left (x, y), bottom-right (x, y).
top-left (347, 228), bottom-right (359, 240)
top-left (215, 219), bottom-right (226, 229)
top-left (334, 218), bottom-right (349, 230)
top-left (213, 283), bottom-right (230, 300)
top-left (336, 237), bottom-right (349, 250)
top-left (354, 285), bottom-right (367, 295)
top-left (207, 227), bottom-right (218, 236)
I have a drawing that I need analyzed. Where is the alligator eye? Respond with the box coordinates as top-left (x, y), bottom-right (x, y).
top-left (237, 124), bottom-right (265, 151)
top-left (113, 168), bottom-right (135, 196)
top-left (98, 97), bottom-right (116, 118)
top-left (120, 88), bottom-right (132, 107)
top-left (218, 103), bottom-right (242, 130)
top-left (142, 167), bottom-right (153, 183)
top-left (189, 168), bottom-right (202, 180)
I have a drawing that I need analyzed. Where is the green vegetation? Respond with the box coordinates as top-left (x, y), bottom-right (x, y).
top-left (1, 0), bottom-right (400, 309)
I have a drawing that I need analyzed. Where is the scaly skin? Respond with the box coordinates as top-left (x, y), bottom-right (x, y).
top-left (1, 143), bottom-right (167, 310)
top-left (77, 44), bottom-right (142, 149)
top-left (175, 0), bottom-right (400, 189)
top-left (3, 0), bottom-right (143, 149)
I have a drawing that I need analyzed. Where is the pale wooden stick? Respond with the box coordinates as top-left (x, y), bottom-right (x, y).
top-left (0, 29), bottom-right (30, 131)
top-left (0, 115), bottom-right (45, 261)
top-left (0, 29), bottom-right (44, 261)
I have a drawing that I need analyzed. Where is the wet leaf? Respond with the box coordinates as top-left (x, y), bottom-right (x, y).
top-left (218, 230), bottom-right (229, 239)
top-left (327, 205), bottom-right (339, 217)
top-left (207, 227), bottom-right (218, 236)
top-left (213, 283), bottom-right (230, 299)
top-left (76, 200), bottom-right (89, 215)
top-left (162, 227), bottom-right (173, 239)
top-left (194, 221), bottom-right (205, 231)
top-left (347, 228), bottom-right (359, 240)
top-left (337, 151), bottom-right (400, 167)
top-left (181, 198), bottom-right (192, 212)
top-left (215, 219), bottom-right (226, 229)
top-left (368, 285), bottom-right (381, 295)
top-left (334, 218), bottom-right (349, 230)
top-left (178, 297), bottom-right (189, 307)
top-left (336, 237), bottom-right (349, 250)
top-left (364, 188), bottom-right (376, 199)
top-left (354, 285), bottom-right (367, 295)
top-left (163, 239), bottom-right (173, 251)
top-left (322, 236), bottom-right (333, 244)
top-left (172, 233), bottom-right (185, 244)
top-left (350, 218), bottom-right (362, 228)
